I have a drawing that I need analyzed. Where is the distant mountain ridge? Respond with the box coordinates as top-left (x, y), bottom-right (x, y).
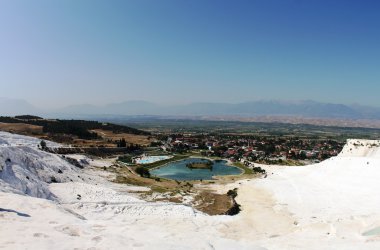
top-left (0, 97), bottom-right (40, 116)
top-left (56, 100), bottom-right (380, 120)
top-left (2, 98), bottom-right (380, 120)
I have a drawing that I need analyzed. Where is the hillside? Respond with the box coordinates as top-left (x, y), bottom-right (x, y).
top-left (0, 116), bottom-right (152, 148)
top-left (0, 116), bottom-right (149, 138)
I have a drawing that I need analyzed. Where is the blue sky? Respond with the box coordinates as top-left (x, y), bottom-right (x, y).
top-left (1, 0), bottom-right (379, 108)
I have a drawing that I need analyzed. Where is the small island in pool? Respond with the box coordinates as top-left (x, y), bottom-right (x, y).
top-left (186, 160), bottom-right (213, 170)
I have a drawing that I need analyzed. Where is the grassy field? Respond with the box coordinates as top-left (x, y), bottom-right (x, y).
top-left (91, 129), bottom-right (153, 146)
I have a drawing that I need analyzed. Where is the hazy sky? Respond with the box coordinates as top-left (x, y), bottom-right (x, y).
top-left (1, 0), bottom-right (380, 108)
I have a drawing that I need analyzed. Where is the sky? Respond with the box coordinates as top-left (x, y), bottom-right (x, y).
top-left (0, 0), bottom-right (380, 109)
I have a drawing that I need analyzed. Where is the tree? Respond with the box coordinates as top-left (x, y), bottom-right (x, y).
top-left (117, 138), bottom-right (127, 147)
top-left (135, 167), bottom-right (151, 178)
top-left (227, 188), bottom-right (238, 198)
top-left (118, 155), bottom-right (132, 163)
top-left (299, 151), bottom-right (307, 160)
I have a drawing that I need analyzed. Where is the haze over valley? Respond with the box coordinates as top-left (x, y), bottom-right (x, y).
top-left (3, 97), bottom-right (380, 129)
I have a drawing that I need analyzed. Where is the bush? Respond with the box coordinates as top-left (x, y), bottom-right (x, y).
top-left (40, 140), bottom-right (47, 149)
top-left (135, 167), bottom-right (151, 178)
top-left (227, 188), bottom-right (238, 198)
top-left (118, 155), bottom-right (132, 163)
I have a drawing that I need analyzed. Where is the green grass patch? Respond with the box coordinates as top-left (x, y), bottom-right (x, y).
top-left (233, 162), bottom-right (253, 175)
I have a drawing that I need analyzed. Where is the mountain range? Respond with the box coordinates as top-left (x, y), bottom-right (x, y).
top-left (2, 98), bottom-right (380, 120)
top-left (0, 97), bottom-right (41, 116)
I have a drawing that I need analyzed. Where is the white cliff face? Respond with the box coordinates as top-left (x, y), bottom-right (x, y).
top-left (1, 132), bottom-right (380, 250)
top-left (0, 134), bottom-right (82, 199)
top-left (0, 131), bottom-right (61, 148)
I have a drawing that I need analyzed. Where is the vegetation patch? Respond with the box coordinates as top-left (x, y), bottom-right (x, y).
top-left (225, 188), bottom-right (241, 215)
top-left (135, 166), bottom-right (151, 178)
top-left (193, 191), bottom-right (237, 216)
top-left (186, 160), bottom-right (213, 170)
top-left (233, 162), bottom-right (253, 175)
top-left (0, 116), bottom-right (149, 140)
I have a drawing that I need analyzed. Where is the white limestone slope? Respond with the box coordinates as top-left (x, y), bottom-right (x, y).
top-left (0, 131), bottom-right (60, 148)
top-left (339, 139), bottom-right (380, 158)
top-left (230, 139), bottom-right (380, 249)
top-left (0, 132), bottom-right (84, 199)
top-left (1, 132), bottom-right (380, 250)
top-left (0, 131), bottom-right (263, 250)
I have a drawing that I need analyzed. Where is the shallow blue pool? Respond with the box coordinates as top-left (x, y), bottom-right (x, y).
top-left (150, 158), bottom-right (242, 181)
top-left (362, 227), bottom-right (380, 236)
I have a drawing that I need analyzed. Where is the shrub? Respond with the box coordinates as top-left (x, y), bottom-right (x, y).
top-left (118, 155), bottom-right (132, 163)
top-left (135, 167), bottom-right (151, 178)
top-left (227, 188), bottom-right (238, 198)
top-left (40, 140), bottom-right (47, 149)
